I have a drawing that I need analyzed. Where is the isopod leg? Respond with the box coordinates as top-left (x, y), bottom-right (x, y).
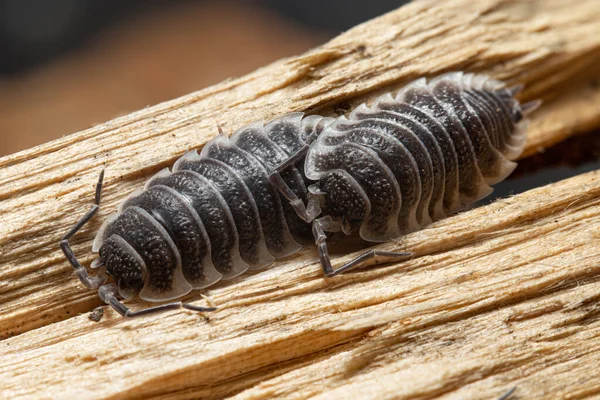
top-left (98, 284), bottom-right (216, 318)
top-left (273, 144), bottom-right (310, 171)
top-left (268, 145), bottom-right (320, 222)
top-left (313, 216), bottom-right (413, 277)
top-left (497, 386), bottom-right (517, 400)
top-left (59, 169), bottom-right (108, 289)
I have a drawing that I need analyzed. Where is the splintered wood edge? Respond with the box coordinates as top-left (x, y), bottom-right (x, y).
top-left (1, 162), bottom-right (600, 399)
top-left (0, 1), bottom-right (600, 397)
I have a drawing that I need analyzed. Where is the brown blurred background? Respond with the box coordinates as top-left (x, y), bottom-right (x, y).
top-left (3, 0), bottom-right (596, 202)
top-left (0, 0), bottom-right (404, 156)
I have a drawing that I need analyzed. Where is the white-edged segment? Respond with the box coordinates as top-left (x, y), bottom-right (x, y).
top-left (304, 132), bottom-right (334, 182)
top-left (471, 75), bottom-right (514, 150)
top-left (201, 134), bottom-right (303, 259)
top-left (305, 134), bottom-right (403, 242)
top-left (183, 168), bottom-right (251, 279)
top-left (505, 123), bottom-right (528, 158)
top-left (307, 168), bottom-right (373, 237)
top-left (471, 73), bottom-right (531, 160)
top-left (154, 184), bottom-right (224, 289)
top-left (300, 114), bottom-right (335, 143)
top-left (427, 73), bottom-right (495, 204)
top-left (92, 212), bottom-right (120, 252)
top-left (453, 74), bottom-right (518, 185)
top-left (506, 100), bottom-right (541, 158)
top-left (230, 119), bottom-right (287, 164)
top-left (263, 112), bottom-right (305, 146)
top-left (348, 142), bottom-right (403, 241)
top-left (394, 77), bottom-right (463, 213)
top-left (110, 166), bottom-right (223, 289)
top-left (106, 234), bottom-right (148, 299)
top-left (131, 206), bottom-right (193, 302)
top-left (376, 97), bottom-right (447, 222)
top-left (325, 115), bottom-right (422, 232)
top-left (230, 120), bottom-right (267, 142)
top-left (117, 189), bottom-right (144, 212)
top-left (396, 77), bottom-right (428, 100)
top-left (172, 150), bottom-right (198, 172)
top-left (145, 167), bottom-right (173, 188)
top-left (459, 73), bottom-right (520, 175)
top-left (199, 133), bottom-right (228, 157)
top-left (462, 73), bottom-right (501, 149)
top-left (371, 92), bottom-right (395, 109)
top-left (261, 112), bottom-right (307, 145)
top-left (415, 76), bottom-right (493, 205)
top-left (348, 102), bottom-right (435, 228)
top-left (174, 149), bottom-right (275, 270)
top-left (263, 113), bottom-right (325, 223)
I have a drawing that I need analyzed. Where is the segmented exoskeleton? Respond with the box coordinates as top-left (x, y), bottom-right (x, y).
top-left (60, 72), bottom-right (540, 317)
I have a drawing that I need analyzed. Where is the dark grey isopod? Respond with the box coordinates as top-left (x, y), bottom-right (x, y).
top-left (60, 72), bottom-right (539, 318)
top-left (305, 72), bottom-right (539, 243)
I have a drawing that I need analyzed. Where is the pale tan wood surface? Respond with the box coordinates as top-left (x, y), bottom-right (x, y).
top-left (2, 165), bottom-right (600, 399)
top-left (1, 0), bottom-right (600, 398)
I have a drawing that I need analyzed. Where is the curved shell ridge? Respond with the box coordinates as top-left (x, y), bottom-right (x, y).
top-left (372, 116), bottom-right (434, 227)
top-left (425, 76), bottom-right (494, 205)
top-left (184, 169), bottom-right (250, 279)
top-left (230, 120), bottom-right (267, 143)
top-left (236, 122), bottom-right (313, 247)
top-left (173, 150), bottom-right (201, 172)
top-left (331, 117), bottom-right (422, 223)
top-left (371, 92), bottom-right (395, 109)
top-left (299, 114), bottom-right (335, 144)
top-left (233, 145), bottom-right (303, 257)
top-left (109, 234), bottom-right (148, 299)
top-left (383, 109), bottom-right (445, 223)
top-left (393, 86), bottom-right (462, 213)
top-left (344, 142), bottom-right (402, 241)
top-left (456, 82), bottom-right (516, 185)
top-left (395, 77), bottom-right (428, 102)
top-left (199, 134), bottom-right (230, 158)
top-left (156, 184), bottom-right (223, 289)
top-left (92, 212), bottom-right (120, 252)
top-left (213, 140), bottom-right (302, 259)
top-left (177, 151), bottom-right (275, 270)
top-left (348, 103), bottom-right (373, 121)
top-left (305, 139), bottom-right (331, 181)
top-left (144, 167), bottom-right (173, 188)
top-left (207, 159), bottom-right (275, 270)
top-left (118, 188), bottom-right (145, 212)
top-left (373, 97), bottom-right (454, 221)
top-left (132, 206), bottom-right (193, 303)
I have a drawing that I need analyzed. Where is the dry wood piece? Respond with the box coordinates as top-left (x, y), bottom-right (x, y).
top-left (1, 0), bottom-right (600, 398)
top-left (2, 162), bottom-right (600, 399)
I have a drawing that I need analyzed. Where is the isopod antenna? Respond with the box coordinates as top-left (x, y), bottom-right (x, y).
top-left (60, 170), bottom-right (216, 318)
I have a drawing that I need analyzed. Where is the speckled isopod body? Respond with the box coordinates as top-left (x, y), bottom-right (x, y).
top-left (60, 72), bottom-right (540, 317)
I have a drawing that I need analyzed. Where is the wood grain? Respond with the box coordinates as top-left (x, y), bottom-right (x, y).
top-left (1, 0), bottom-right (600, 398)
top-left (2, 162), bottom-right (600, 399)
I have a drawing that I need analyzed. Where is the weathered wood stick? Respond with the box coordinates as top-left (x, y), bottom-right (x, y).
top-left (2, 162), bottom-right (600, 399)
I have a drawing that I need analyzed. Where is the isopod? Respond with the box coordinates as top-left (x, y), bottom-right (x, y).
top-left (60, 72), bottom-right (540, 317)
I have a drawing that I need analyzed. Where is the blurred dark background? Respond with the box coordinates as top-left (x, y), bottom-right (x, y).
top-left (0, 0), bottom-right (405, 156)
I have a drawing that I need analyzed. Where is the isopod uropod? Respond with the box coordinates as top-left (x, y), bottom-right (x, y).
top-left (60, 72), bottom-right (540, 317)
